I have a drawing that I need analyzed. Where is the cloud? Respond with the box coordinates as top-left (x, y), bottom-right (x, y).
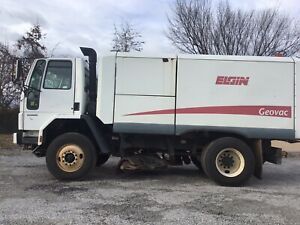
top-left (1, 0), bottom-right (179, 56)
top-left (229, 0), bottom-right (300, 15)
top-left (0, 0), bottom-right (299, 57)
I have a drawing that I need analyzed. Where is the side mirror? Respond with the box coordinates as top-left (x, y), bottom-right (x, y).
top-left (13, 59), bottom-right (23, 82)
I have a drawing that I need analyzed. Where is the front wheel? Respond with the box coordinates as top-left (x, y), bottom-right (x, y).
top-left (201, 137), bottom-right (255, 186)
top-left (46, 132), bottom-right (97, 180)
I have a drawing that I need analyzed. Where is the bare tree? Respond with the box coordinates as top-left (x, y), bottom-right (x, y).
top-left (17, 24), bottom-right (46, 59)
top-left (112, 22), bottom-right (145, 52)
top-left (168, 0), bottom-right (300, 56)
top-left (0, 24), bottom-right (47, 108)
top-left (17, 24), bottom-right (47, 77)
top-left (0, 43), bottom-right (20, 108)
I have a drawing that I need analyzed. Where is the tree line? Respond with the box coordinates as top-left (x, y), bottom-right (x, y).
top-left (0, 25), bottom-right (46, 108)
top-left (1, 0), bottom-right (300, 109)
top-left (168, 0), bottom-right (300, 56)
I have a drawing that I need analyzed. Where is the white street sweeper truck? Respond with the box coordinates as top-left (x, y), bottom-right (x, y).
top-left (13, 47), bottom-right (300, 186)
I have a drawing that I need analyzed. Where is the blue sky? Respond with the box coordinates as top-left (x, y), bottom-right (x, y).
top-left (0, 0), bottom-right (299, 57)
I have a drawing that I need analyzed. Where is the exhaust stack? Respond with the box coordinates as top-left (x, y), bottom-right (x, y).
top-left (80, 47), bottom-right (97, 116)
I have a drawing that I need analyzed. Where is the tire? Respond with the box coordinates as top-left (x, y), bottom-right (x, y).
top-left (46, 132), bottom-right (97, 180)
top-left (201, 137), bottom-right (255, 186)
top-left (96, 154), bottom-right (110, 167)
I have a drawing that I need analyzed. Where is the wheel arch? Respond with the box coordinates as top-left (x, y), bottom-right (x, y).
top-left (181, 129), bottom-right (250, 147)
top-left (39, 116), bottom-right (112, 156)
top-left (184, 130), bottom-right (262, 179)
top-left (200, 136), bottom-right (256, 186)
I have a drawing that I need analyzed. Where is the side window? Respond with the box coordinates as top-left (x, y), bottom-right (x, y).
top-left (43, 61), bottom-right (72, 89)
top-left (27, 60), bottom-right (46, 110)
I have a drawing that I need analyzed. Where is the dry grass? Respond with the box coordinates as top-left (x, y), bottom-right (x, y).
top-left (0, 134), bottom-right (16, 149)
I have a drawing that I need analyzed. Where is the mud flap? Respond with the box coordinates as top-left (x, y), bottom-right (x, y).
top-left (252, 140), bottom-right (263, 179)
top-left (81, 115), bottom-right (111, 154)
top-left (264, 147), bottom-right (282, 165)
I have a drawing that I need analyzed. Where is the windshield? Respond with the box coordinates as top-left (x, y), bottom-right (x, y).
top-left (28, 60), bottom-right (46, 90)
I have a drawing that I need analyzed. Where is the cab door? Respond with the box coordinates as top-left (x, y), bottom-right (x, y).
top-left (23, 59), bottom-right (75, 131)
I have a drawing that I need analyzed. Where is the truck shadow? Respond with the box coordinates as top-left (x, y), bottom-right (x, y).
top-left (88, 159), bottom-right (209, 183)
top-left (86, 158), bottom-right (300, 187)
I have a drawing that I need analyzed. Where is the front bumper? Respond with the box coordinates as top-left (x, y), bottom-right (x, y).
top-left (13, 131), bottom-right (38, 145)
top-left (13, 132), bottom-right (22, 145)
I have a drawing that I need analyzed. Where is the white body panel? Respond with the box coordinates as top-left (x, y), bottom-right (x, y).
top-left (112, 54), bottom-right (177, 134)
top-left (176, 57), bottom-right (294, 133)
top-left (114, 95), bottom-right (175, 134)
top-left (97, 53), bottom-right (298, 140)
top-left (97, 56), bottom-right (116, 124)
top-left (116, 56), bottom-right (176, 96)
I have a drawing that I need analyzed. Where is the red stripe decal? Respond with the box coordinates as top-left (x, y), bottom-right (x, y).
top-left (126, 106), bottom-right (292, 118)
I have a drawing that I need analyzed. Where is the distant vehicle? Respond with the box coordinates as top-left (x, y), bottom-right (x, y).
top-left (13, 47), bottom-right (300, 186)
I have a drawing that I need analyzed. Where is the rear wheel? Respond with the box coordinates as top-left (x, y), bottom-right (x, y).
top-left (46, 132), bottom-right (97, 180)
top-left (201, 137), bottom-right (255, 186)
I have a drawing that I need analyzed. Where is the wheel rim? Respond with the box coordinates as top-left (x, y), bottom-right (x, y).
top-left (56, 144), bottom-right (85, 173)
top-left (215, 148), bottom-right (245, 178)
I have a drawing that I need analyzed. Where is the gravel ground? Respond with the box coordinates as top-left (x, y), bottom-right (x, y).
top-left (0, 148), bottom-right (299, 225)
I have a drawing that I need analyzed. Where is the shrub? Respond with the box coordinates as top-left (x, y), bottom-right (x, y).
top-left (0, 107), bottom-right (18, 134)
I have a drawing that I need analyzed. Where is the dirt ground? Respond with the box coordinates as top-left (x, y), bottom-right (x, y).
top-left (0, 140), bottom-right (300, 225)
top-left (0, 135), bottom-right (15, 150)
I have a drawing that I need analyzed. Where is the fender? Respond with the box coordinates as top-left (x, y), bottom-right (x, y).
top-left (80, 115), bottom-right (111, 154)
top-left (37, 114), bottom-right (111, 154)
top-left (37, 114), bottom-right (81, 145)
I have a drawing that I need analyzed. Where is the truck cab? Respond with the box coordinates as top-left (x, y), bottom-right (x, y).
top-left (15, 57), bottom-right (88, 146)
